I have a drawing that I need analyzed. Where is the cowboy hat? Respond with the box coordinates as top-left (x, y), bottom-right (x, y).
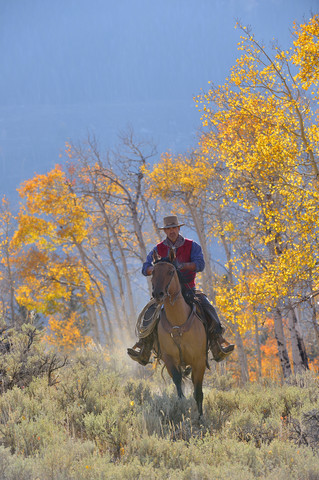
top-left (159, 215), bottom-right (185, 229)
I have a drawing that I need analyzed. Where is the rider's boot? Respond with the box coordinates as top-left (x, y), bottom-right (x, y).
top-left (202, 302), bottom-right (235, 362)
top-left (127, 334), bottom-right (153, 366)
top-left (209, 329), bottom-right (235, 362)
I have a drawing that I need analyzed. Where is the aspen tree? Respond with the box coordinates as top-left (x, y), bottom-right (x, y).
top-left (195, 17), bottom-right (319, 376)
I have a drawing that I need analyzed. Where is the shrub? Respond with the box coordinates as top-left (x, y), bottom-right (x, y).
top-left (0, 325), bottom-right (67, 393)
top-left (0, 345), bottom-right (318, 479)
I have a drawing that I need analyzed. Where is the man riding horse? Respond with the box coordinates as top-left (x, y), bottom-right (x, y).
top-left (127, 215), bottom-right (235, 365)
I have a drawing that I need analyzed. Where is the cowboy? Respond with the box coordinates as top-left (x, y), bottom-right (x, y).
top-left (127, 215), bottom-right (235, 365)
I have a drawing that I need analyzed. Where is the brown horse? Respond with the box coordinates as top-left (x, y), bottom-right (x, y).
top-left (152, 248), bottom-right (207, 416)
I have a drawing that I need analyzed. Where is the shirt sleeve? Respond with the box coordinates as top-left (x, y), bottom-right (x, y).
top-left (190, 241), bottom-right (205, 272)
top-left (142, 247), bottom-right (157, 276)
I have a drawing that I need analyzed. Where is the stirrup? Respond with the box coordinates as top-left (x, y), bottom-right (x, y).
top-left (220, 340), bottom-right (235, 354)
top-left (127, 347), bottom-right (149, 366)
top-left (209, 341), bottom-right (225, 363)
top-left (210, 336), bottom-right (234, 362)
top-left (130, 340), bottom-right (143, 350)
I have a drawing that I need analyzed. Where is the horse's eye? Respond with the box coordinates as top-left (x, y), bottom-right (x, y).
top-left (169, 270), bottom-right (174, 276)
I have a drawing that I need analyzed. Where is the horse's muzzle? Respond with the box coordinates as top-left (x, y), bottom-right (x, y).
top-left (152, 289), bottom-right (165, 303)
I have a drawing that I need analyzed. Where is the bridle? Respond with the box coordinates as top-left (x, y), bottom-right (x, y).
top-left (152, 261), bottom-right (182, 305)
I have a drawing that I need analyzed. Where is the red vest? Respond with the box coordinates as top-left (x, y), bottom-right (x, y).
top-left (156, 239), bottom-right (196, 289)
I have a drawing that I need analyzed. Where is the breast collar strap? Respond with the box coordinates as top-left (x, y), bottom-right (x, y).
top-left (160, 304), bottom-right (196, 337)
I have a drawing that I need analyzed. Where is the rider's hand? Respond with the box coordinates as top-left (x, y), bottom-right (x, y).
top-left (147, 266), bottom-right (154, 275)
top-left (179, 262), bottom-right (196, 271)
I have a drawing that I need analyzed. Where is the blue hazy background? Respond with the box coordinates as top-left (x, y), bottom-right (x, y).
top-left (0, 0), bottom-right (318, 206)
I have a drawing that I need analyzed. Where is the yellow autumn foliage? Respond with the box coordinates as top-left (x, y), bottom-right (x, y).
top-left (12, 165), bottom-right (100, 316)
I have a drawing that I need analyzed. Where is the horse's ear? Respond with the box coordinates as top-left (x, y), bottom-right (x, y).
top-left (153, 250), bottom-right (161, 263)
top-left (168, 248), bottom-right (176, 263)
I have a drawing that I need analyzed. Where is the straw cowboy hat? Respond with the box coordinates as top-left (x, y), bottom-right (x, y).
top-left (159, 215), bottom-right (185, 230)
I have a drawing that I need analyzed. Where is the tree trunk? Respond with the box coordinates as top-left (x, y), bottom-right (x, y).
top-left (143, 198), bottom-right (162, 243)
top-left (254, 315), bottom-right (262, 379)
top-left (86, 304), bottom-right (100, 343)
top-left (100, 209), bottom-right (136, 324)
top-left (235, 325), bottom-right (249, 384)
top-left (105, 232), bottom-right (130, 327)
top-left (218, 233), bottom-right (247, 381)
top-left (310, 298), bottom-right (319, 347)
top-left (273, 308), bottom-right (292, 378)
top-left (104, 272), bottom-right (126, 332)
top-left (73, 241), bottom-right (100, 342)
top-left (6, 249), bottom-right (16, 327)
top-left (289, 307), bottom-right (309, 372)
top-left (130, 204), bottom-right (148, 262)
top-left (187, 202), bottom-right (215, 300)
top-left (96, 304), bottom-right (111, 344)
top-left (93, 277), bottom-right (115, 342)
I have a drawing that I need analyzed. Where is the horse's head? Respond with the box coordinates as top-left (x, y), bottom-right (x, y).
top-left (151, 248), bottom-right (179, 303)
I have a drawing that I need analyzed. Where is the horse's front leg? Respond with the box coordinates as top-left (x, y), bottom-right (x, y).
top-left (194, 382), bottom-right (203, 417)
top-left (163, 354), bottom-right (184, 398)
top-left (192, 363), bottom-right (206, 417)
top-left (172, 365), bottom-right (184, 398)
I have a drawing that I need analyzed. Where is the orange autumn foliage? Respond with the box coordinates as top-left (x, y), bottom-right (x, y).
top-left (45, 312), bottom-right (93, 350)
